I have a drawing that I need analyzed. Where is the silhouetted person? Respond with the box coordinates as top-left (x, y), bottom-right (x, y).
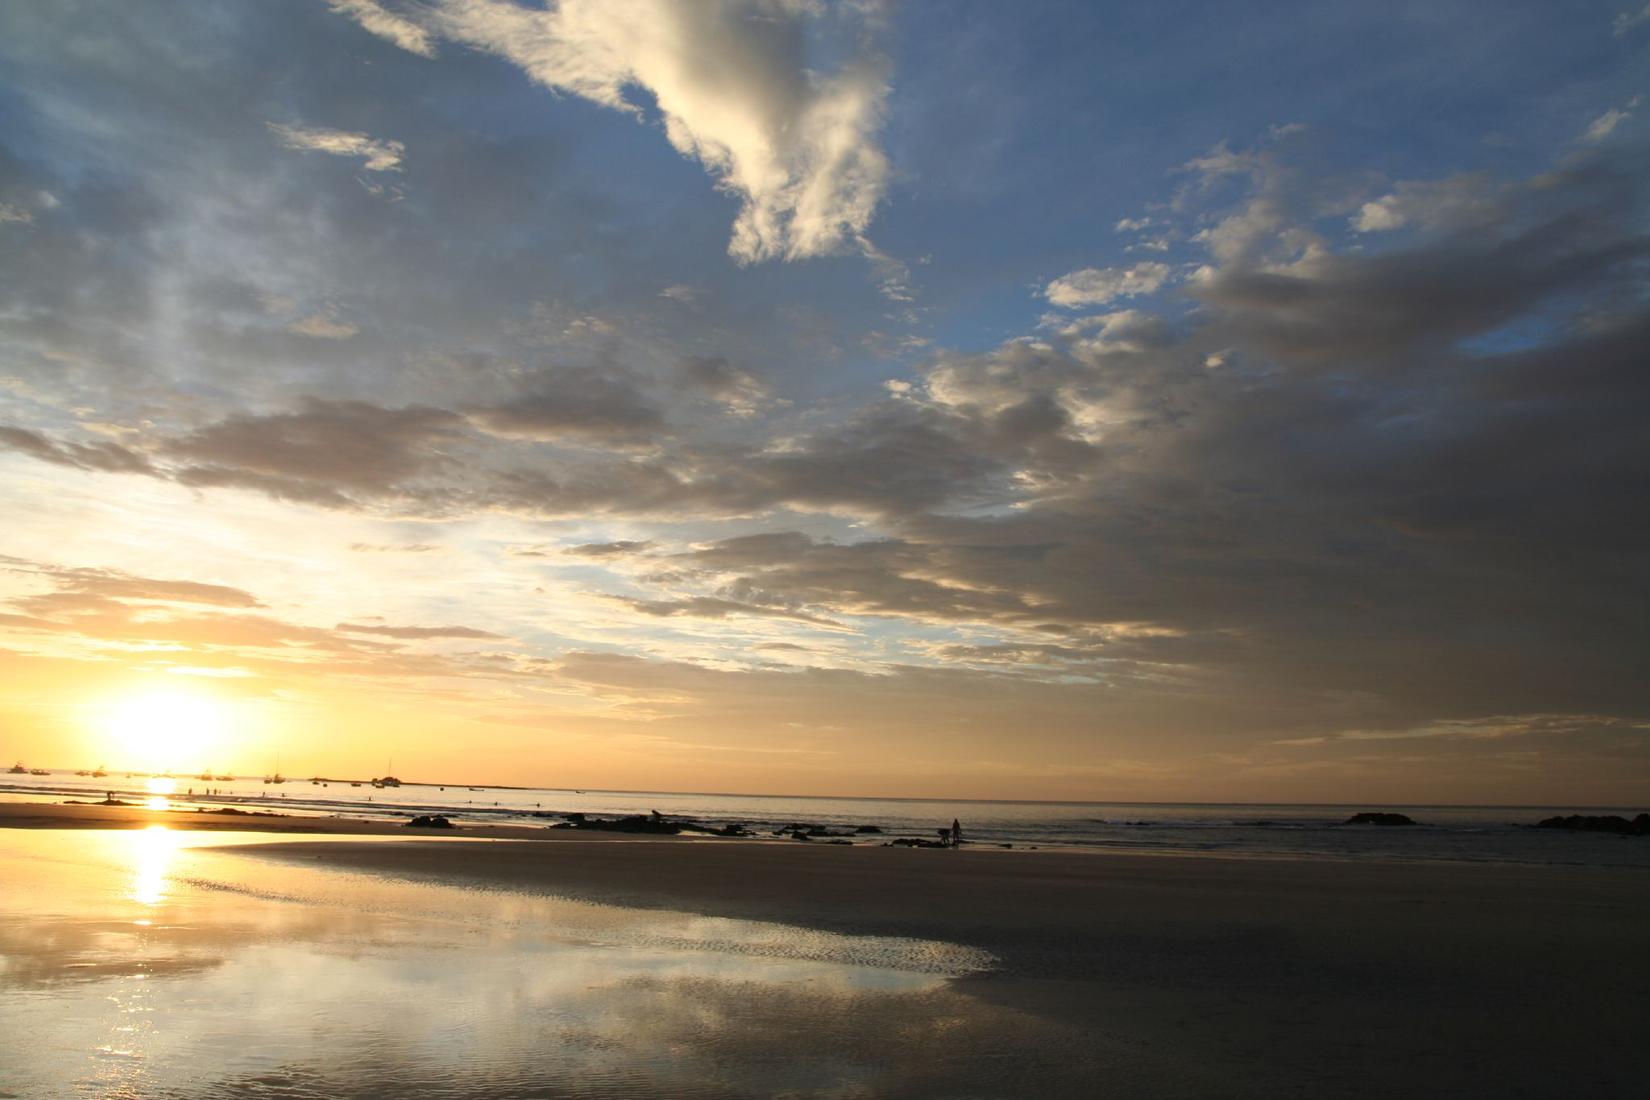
top-left (951, 818), bottom-right (963, 847)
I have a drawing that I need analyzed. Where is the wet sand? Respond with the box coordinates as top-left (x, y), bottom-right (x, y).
top-left (4, 801), bottom-right (1649, 1097)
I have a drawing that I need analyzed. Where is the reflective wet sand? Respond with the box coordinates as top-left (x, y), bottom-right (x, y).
top-left (0, 830), bottom-right (1108, 1099)
top-left (5, 826), bottom-right (1649, 1099)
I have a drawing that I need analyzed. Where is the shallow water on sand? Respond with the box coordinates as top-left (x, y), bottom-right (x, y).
top-left (0, 829), bottom-right (1100, 1100)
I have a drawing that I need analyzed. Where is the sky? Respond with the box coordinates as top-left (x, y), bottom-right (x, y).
top-left (1, 0), bottom-right (1647, 803)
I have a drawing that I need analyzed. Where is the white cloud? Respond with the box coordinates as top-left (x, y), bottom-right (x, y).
top-left (269, 122), bottom-right (406, 171)
top-left (1044, 262), bottom-right (1172, 308)
top-left (1614, 4), bottom-right (1650, 36)
top-left (326, 0), bottom-right (892, 266)
top-left (326, 0), bottom-right (437, 57)
top-left (1580, 97), bottom-right (1639, 144)
top-left (1352, 196), bottom-right (1407, 232)
top-left (0, 203), bottom-right (33, 226)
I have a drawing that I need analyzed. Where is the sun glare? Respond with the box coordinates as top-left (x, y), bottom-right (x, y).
top-left (100, 689), bottom-right (226, 774)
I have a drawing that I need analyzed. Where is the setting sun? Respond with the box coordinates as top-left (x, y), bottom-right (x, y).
top-left (98, 689), bottom-right (226, 774)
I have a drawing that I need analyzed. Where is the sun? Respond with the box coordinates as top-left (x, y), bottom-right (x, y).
top-left (100, 688), bottom-right (226, 773)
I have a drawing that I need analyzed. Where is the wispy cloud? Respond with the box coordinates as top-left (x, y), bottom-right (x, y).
top-left (1580, 97), bottom-right (1640, 144)
top-left (1614, 3), bottom-right (1650, 37)
top-left (326, 0), bottom-right (437, 57)
top-left (268, 122), bottom-right (406, 171)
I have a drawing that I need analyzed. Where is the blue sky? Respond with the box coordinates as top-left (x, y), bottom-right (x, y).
top-left (0, 1), bottom-right (1646, 801)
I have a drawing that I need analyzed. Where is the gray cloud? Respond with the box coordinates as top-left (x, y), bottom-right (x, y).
top-left (565, 540), bottom-right (655, 558)
top-left (0, 426), bottom-right (156, 475)
top-left (467, 366), bottom-right (664, 444)
top-left (164, 398), bottom-right (466, 507)
top-left (677, 355), bottom-right (767, 415)
top-left (608, 595), bottom-right (842, 629)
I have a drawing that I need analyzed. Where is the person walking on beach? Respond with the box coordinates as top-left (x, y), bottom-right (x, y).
top-left (951, 818), bottom-right (963, 847)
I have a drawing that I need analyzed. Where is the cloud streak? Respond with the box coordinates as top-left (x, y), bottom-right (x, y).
top-left (268, 122), bottom-right (406, 171)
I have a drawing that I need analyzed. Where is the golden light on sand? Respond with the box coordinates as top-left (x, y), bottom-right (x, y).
top-left (100, 689), bottom-right (225, 774)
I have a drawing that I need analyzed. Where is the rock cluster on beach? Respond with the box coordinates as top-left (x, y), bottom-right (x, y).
top-left (549, 812), bottom-right (751, 836)
top-left (405, 814), bottom-right (454, 829)
top-left (1534, 813), bottom-right (1650, 835)
top-left (1343, 812), bottom-right (1417, 826)
top-left (773, 822), bottom-right (860, 840)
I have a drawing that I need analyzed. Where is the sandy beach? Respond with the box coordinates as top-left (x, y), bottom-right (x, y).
top-left (2, 801), bottom-right (1647, 1098)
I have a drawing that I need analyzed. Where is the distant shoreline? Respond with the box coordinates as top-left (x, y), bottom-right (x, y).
top-left (2, 776), bottom-right (1641, 812)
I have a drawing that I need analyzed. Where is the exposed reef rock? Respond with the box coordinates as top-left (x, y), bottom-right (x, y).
top-left (1343, 812), bottom-right (1417, 826)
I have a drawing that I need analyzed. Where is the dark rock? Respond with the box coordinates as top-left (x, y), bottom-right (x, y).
top-left (853, 824), bottom-right (883, 834)
top-left (568, 814), bottom-right (681, 835)
top-left (1534, 814), bottom-right (1650, 836)
top-left (1344, 812), bottom-right (1417, 827)
top-left (792, 831), bottom-right (813, 841)
top-left (406, 814), bottom-right (454, 829)
top-left (823, 838), bottom-right (852, 845)
top-left (886, 837), bottom-right (948, 848)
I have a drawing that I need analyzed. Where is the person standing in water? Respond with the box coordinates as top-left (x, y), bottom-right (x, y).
top-left (951, 818), bottom-right (963, 847)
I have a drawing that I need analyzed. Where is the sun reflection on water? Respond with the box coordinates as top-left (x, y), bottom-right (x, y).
top-left (131, 825), bottom-right (179, 906)
top-left (143, 776), bottom-right (175, 812)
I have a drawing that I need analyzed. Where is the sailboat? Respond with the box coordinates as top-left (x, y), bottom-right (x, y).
top-left (372, 757), bottom-right (401, 788)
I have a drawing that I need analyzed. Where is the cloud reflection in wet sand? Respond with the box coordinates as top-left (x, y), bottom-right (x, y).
top-left (0, 832), bottom-right (1117, 1099)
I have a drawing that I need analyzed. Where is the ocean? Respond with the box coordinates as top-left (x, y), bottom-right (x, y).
top-left (3, 770), bottom-right (1646, 869)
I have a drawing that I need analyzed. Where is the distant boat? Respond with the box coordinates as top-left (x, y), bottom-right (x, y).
top-left (264, 773), bottom-right (285, 784)
top-left (92, 765), bottom-right (107, 778)
top-left (8, 762), bottom-right (27, 774)
top-left (373, 757), bottom-right (402, 788)
top-left (350, 781), bottom-right (362, 787)
top-left (29, 768), bottom-right (49, 776)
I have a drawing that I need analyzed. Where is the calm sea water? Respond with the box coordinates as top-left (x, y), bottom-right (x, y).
top-left (4, 771), bottom-right (1646, 869)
